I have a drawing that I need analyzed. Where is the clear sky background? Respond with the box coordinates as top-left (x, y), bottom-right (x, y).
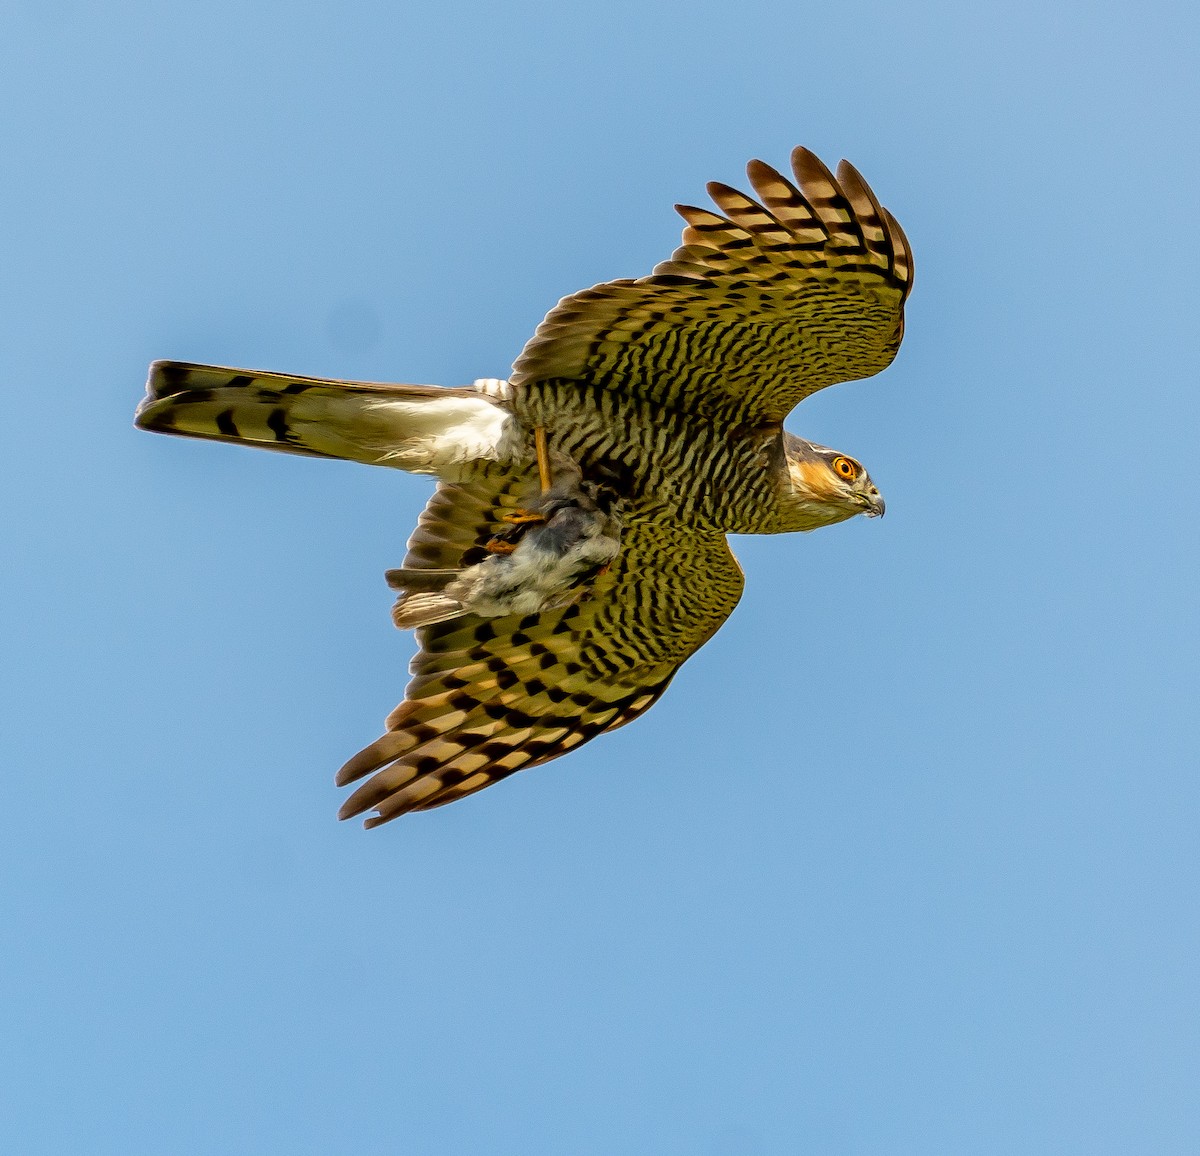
top-left (2, 2), bottom-right (1197, 1153)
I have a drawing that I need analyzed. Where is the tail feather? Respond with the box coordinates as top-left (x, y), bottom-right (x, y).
top-left (385, 568), bottom-right (460, 593)
top-left (135, 361), bottom-right (511, 472)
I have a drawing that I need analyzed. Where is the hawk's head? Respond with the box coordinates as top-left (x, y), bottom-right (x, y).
top-left (780, 433), bottom-right (885, 531)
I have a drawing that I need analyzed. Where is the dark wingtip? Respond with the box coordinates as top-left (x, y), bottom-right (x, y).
top-left (145, 359), bottom-right (196, 400)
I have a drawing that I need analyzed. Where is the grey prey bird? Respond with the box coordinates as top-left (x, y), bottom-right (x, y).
top-left (386, 460), bottom-right (624, 629)
top-left (135, 145), bottom-right (910, 828)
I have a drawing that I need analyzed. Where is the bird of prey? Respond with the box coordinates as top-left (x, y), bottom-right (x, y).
top-left (135, 145), bottom-right (912, 827)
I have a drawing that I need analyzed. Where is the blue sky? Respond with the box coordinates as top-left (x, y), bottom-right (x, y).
top-left (2, 1), bottom-right (1198, 1152)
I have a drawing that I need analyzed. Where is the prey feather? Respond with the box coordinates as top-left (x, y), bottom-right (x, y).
top-left (387, 466), bottom-right (623, 629)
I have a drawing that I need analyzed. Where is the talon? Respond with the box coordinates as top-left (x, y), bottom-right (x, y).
top-left (485, 537), bottom-right (518, 555)
top-left (502, 509), bottom-right (549, 525)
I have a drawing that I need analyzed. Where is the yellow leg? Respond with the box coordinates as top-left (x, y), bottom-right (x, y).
top-left (534, 425), bottom-right (552, 494)
top-left (490, 427), bottom-right (554, 541)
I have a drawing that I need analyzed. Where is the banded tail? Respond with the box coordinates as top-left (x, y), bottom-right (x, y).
top-left (135, 361), bottom-right (513, 474)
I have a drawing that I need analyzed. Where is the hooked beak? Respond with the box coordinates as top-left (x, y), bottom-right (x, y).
top-left (860, 489), bottom-right (886, 518)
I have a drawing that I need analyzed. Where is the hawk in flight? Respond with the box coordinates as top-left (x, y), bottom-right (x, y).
top-left (135, 146), bottom-right (912, 827)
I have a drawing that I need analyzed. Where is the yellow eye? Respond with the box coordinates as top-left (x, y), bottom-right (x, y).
top-left (832, 456), bottom-right (858, 480)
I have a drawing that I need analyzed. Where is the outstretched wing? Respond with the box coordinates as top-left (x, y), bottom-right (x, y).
top-left (511, 147), bottom-right (913, 423)
top-left (337, 473), bottom-right (744, 827)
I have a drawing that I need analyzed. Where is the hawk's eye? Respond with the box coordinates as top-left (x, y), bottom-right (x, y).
top-left (832, 456), bottom-right (858, 480)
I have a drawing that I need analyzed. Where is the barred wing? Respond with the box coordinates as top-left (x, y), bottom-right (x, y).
top-left (337, 474), bottom-right (744, 827)
top-left (511, 147), bottom-right (913, 423)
